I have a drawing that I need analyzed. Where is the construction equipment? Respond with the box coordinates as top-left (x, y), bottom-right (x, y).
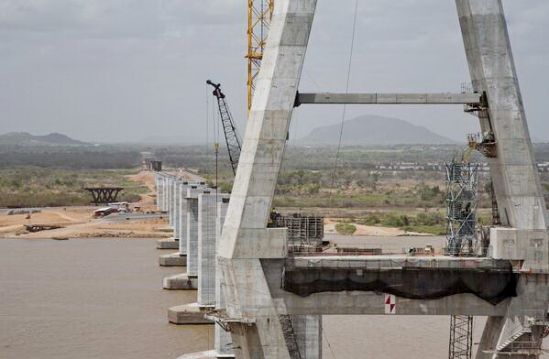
top-left (206, 80), bottom-right (242, 176)
top-left (207, 80), bottom-right (324, 253)
top-left (246, 0), bottom-right (274, 111)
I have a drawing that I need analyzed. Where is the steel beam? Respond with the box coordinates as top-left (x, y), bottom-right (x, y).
top-left (296, 92), bottom-right (482, 106)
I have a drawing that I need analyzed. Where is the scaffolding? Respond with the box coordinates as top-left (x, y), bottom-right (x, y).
top-left (446, 160), bottom-right (479, 359)
top-left (445, 161), bottom-right (479, 256)
top-left (449, 315), bottom-right (474, 359)
top-left (270, 213), bottom-right (324, 252)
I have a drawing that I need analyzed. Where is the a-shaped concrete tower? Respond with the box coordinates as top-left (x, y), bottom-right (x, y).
top-left (217, 1), bottom-right (549, 357)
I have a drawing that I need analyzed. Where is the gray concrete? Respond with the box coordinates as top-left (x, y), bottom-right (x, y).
top-left (198, 193), bottom-right (229, 307)
top-left (168, 303), bottom-right (213, 325)
top-left (176, 351), bottom-right (218, 359)
top-left (213, 0), bottom-right (548, 357)
top-left (173, 180), bottom-right (182, 241)
top-left (291, 315), bottom-right (322, 359)
top-left (217, 1), bottom-right (318, 358)
top-left (179, 183), bottom-right (208, 256)
top-left (456, 0), bottom-right (549, 356)
top-left (157, 238), bottom-right (179, 250)
top-left (187, 187), bottom-right (210, 278)
top-left (159, 252), bottom-right (186, 267)
top-left (260, 258), bottom-right (546, 316)
top-left (215, 198), bottom-right (233, 357)
top-left (297, 92), bottom-right (482, 105)
top-left (163, 273), bottom-right (198, 290)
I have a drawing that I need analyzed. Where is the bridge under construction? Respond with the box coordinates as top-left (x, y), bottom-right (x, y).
top-left (154, 1), bottom-right (548, 358)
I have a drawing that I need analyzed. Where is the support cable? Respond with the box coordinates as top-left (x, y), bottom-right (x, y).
top-left (328, 0), bottom-right (359, 205)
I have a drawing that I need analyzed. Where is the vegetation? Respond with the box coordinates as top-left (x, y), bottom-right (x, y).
top-left (3, 142), bottom-right (549, 223)
top-left (335, 223), bottom-right (357, 235)
top-left (0, 167), bottom-right (147, 207)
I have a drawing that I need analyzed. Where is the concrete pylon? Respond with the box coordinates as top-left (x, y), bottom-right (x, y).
top-left (216, 0), bottom-right (547, 357)
top-left (217, 1), bottom-right (318, 358)
top-left (456, 1), bottom-right (548, 357)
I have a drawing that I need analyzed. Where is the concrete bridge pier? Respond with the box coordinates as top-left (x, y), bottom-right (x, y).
top-left (159, 178), bottom-right (188, 266)
top-left (163, 183), bottom-right (207, 283)
top-left (156, 174), bottom-right (181, 250)
top-left (155, 173), bottom-right (180, 249)
top-left (168, 189), bottom-right (222, 325)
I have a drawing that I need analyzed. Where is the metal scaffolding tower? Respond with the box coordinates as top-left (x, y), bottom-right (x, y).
top-left (445, 161), bottom-right (480, 256)
top-left (246, 0), bottom-right (274, 111)
top-left (449, 315), bottom-right (474, 359)
top-left (446, 160), bottom-right (479, 359)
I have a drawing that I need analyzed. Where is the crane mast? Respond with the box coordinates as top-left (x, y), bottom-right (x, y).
top-left (246, 0), bottom-right (274, 111)
top-left (206, 80), bottom-right (242, 176)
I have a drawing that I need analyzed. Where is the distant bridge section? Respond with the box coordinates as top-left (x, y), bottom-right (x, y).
top-left (85, 187), bottom-right (123, 205)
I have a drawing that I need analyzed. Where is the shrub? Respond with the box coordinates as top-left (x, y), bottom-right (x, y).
top-left (335, 223), bottom-right (357, 235)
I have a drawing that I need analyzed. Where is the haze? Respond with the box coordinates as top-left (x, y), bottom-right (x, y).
top-left (1, 1), bottom-right (548, 143)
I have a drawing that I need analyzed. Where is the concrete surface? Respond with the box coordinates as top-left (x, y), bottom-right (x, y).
top-left (159, 252), bottom-right (187, 267)
top-left (163, 272), bottom-right (198, 290)
top-left (168, 303), bottom-right (213, 325)
top-left (157, 238), bottom-right (179, 250)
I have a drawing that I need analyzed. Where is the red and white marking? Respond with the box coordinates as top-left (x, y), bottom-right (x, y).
top-left (384, 294), bottom-right (396, 314)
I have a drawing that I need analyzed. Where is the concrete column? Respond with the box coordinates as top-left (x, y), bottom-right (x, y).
top-left (291, 315), bottom-right (322, 359)
top-left (155, 174), bottom-right (161, 209)
top-left (198, 192), bottom-right (229, 307)
top-left (157, 174), bottom-right (166, 211)
top-left (215, 198), bottom-right (233, 357)
top-left (166, 177), bottom-right (173, 224)
top-left (173, 180), bottom-right (181, 240)
top-left (169, 178), bottom-right (177, 228)
top-left (186, 186), bottom-right (208, 278)
top-left (162, 176), bottom-right (168, 212)
top-left (177, 182), bottom-right (189, 254)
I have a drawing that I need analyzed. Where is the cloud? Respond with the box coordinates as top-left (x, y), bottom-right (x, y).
top-left (0, 0), bottom-right (547, 143)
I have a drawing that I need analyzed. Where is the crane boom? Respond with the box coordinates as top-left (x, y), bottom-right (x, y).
top-left (206, 80), bottom-right (242, 176)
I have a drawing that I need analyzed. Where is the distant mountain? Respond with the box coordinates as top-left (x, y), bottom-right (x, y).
top-left (0, 132), bottom-right (90, 146)
top-left (298, 115), bottom-right (455, 146)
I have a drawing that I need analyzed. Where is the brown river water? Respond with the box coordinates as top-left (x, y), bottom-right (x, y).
top-left (0, 237), bottom-right (546, 358)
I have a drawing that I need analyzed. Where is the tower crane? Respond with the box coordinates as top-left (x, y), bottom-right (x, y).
top-left (206, 80), bottom-right (242, 176)
top-left (246, 0), bottom-right (274, 111)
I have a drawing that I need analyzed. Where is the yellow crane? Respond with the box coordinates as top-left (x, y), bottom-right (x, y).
top-left (246, 0), bottom-right (274, 111)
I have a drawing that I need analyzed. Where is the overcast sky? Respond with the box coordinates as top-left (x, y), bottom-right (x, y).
top-left (1, 1), bottom-right (548, 143)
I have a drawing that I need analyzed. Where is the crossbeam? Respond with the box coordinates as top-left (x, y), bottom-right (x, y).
top-left (259, 258), bottom-right (548, 317)
top-left (295, 92), bottom-right (483, 106)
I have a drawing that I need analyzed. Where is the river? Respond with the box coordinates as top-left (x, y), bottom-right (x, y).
top-left (0, 238), bottom-right (546, 358)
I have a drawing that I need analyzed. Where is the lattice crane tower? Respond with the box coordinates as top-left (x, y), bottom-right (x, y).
top-left (246, 0), bottom-right (274, 111)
